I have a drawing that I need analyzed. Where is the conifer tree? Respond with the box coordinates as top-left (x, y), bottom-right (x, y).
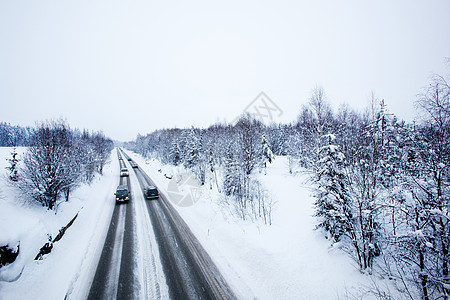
top-left (6, 147), bottom-right (19, 182)
top-left (315, 134), bottom-right (352, 242)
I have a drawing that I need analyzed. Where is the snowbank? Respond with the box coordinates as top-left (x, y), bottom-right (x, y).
top-left (0, 147), bottom-right (119, 300)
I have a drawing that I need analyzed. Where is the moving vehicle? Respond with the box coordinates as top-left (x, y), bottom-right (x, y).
top-left (115, 185), bottom-right (129, 203)
top-left (145, 186), bottom-right (159, 199)
top-left (120, 168), bottom-right (129, 177)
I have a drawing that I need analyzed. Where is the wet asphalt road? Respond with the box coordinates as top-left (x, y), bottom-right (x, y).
top-left (87, 150), bottom-right (235, 299)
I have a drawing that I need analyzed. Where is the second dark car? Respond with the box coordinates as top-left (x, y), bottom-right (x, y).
top-left (144, 186), bottom-right (159, 199)
top-left (115, 185), bottom-right (129, 203)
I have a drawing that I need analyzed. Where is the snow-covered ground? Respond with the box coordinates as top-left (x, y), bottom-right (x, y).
top-left (126, 150), bottom-right (377, 299)
top-left (0, 146), bottom-right (386, 299)
top-left (0, 147), bottom-right (119, 300)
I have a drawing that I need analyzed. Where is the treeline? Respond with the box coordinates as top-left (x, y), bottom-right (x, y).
top-left (310, 76), bottom-right (449, 299)
top-left (130, 73), bottom-right (449, 298)
top-left (0, 122), bottom-right (32, 146)
top-left (129, 115), bottom-right (275, 224)
top-left (7, 120), bottom-right (114, 210)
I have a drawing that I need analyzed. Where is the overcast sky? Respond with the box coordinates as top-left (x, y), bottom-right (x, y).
top-left (1, 1), bottom-right (449, 141)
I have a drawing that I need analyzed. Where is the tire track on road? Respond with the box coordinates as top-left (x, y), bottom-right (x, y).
top-left (130, 158), bottom-right (236, 300)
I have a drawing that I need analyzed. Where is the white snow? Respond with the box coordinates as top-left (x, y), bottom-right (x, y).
top-left (0, 146), bottom-right (384, 299)
top-left (0, 147), bottom-right (119, 300)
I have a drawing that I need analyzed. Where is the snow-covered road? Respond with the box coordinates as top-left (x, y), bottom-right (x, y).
top-left (87, 201), bottom-right (126, 299)
top-left (87, 153), bottom-right (137, 299)
top-left (87, 150), bottom-right (168, 299)
top-left (121, 150), bottom-right (235, 299)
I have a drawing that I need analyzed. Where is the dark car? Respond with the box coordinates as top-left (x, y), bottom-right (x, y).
top-left (145, 186), bottom-right (159, 199)
top-left (115, 185), bottom-right (129, 203)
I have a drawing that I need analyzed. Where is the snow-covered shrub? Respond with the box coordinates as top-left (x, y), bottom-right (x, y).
top-left (0, 243), bottom-right (19, 268)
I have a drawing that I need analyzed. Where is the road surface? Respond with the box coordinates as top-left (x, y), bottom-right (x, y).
top-left (87, 149), bottom-right (235, 299)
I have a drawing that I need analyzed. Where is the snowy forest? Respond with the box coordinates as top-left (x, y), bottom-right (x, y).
top-left (0, 122), bottom-right (32, 147)
top-left (4, 120), bottom-right (114, 211)
top-left (128, 73), bottom-right (449, 299)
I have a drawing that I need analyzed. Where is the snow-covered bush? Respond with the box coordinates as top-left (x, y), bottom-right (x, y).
top-left (0, 243), bottom-right (19, 268)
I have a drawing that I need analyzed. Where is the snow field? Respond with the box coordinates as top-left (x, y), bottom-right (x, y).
top-left (0, 148), bottom-right (119, 300)
top-left (125, 150), bottom-right (375, 299)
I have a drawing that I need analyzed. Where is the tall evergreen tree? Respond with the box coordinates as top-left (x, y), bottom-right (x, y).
top-left (315, 134), bottom-right (352, 242)
top-left (6, 147), bottom-right (19, 182)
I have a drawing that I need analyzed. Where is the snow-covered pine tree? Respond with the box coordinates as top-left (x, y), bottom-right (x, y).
top-left (6, 147), bottom-right (19, 182)
top-left (314, 134), bottom-right (352, 242)
top-left (184, 128), bottom-right (200, 169)
top-left (169, 136), bottom-right (182, 166)
top-left (184, 128), bottom-right (206, 185)
top-left (261, 134), bottom-right (274, 173)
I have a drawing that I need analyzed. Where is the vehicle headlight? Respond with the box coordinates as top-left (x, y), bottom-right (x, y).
top-left (116, 197), bottom-right (119, 201)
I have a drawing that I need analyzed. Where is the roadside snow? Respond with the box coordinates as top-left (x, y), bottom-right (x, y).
top-left (126, 150), bottom-right (374, 299)
top-left (0, 147), bottom-right (119, 300)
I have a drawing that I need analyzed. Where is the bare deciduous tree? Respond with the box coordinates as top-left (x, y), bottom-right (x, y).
top-left (17, 120), bottom-right (114, 211)
top-left (19, 120), bottom-right (75, 210)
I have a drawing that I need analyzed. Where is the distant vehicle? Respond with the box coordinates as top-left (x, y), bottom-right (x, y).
top-left (145, 186), bottom-right (159, 199)
top-left (131, 162), bottom-right (138, 168)
top-left (128, 158), bottom-right (132, 162)
top-left (120, 168), bottom-right (129, 177)
top-left (115, 185), bottom-right (129, 203)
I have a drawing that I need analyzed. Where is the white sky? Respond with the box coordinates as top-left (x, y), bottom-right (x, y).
top-left (1, 0), bottom-right (449, 141)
